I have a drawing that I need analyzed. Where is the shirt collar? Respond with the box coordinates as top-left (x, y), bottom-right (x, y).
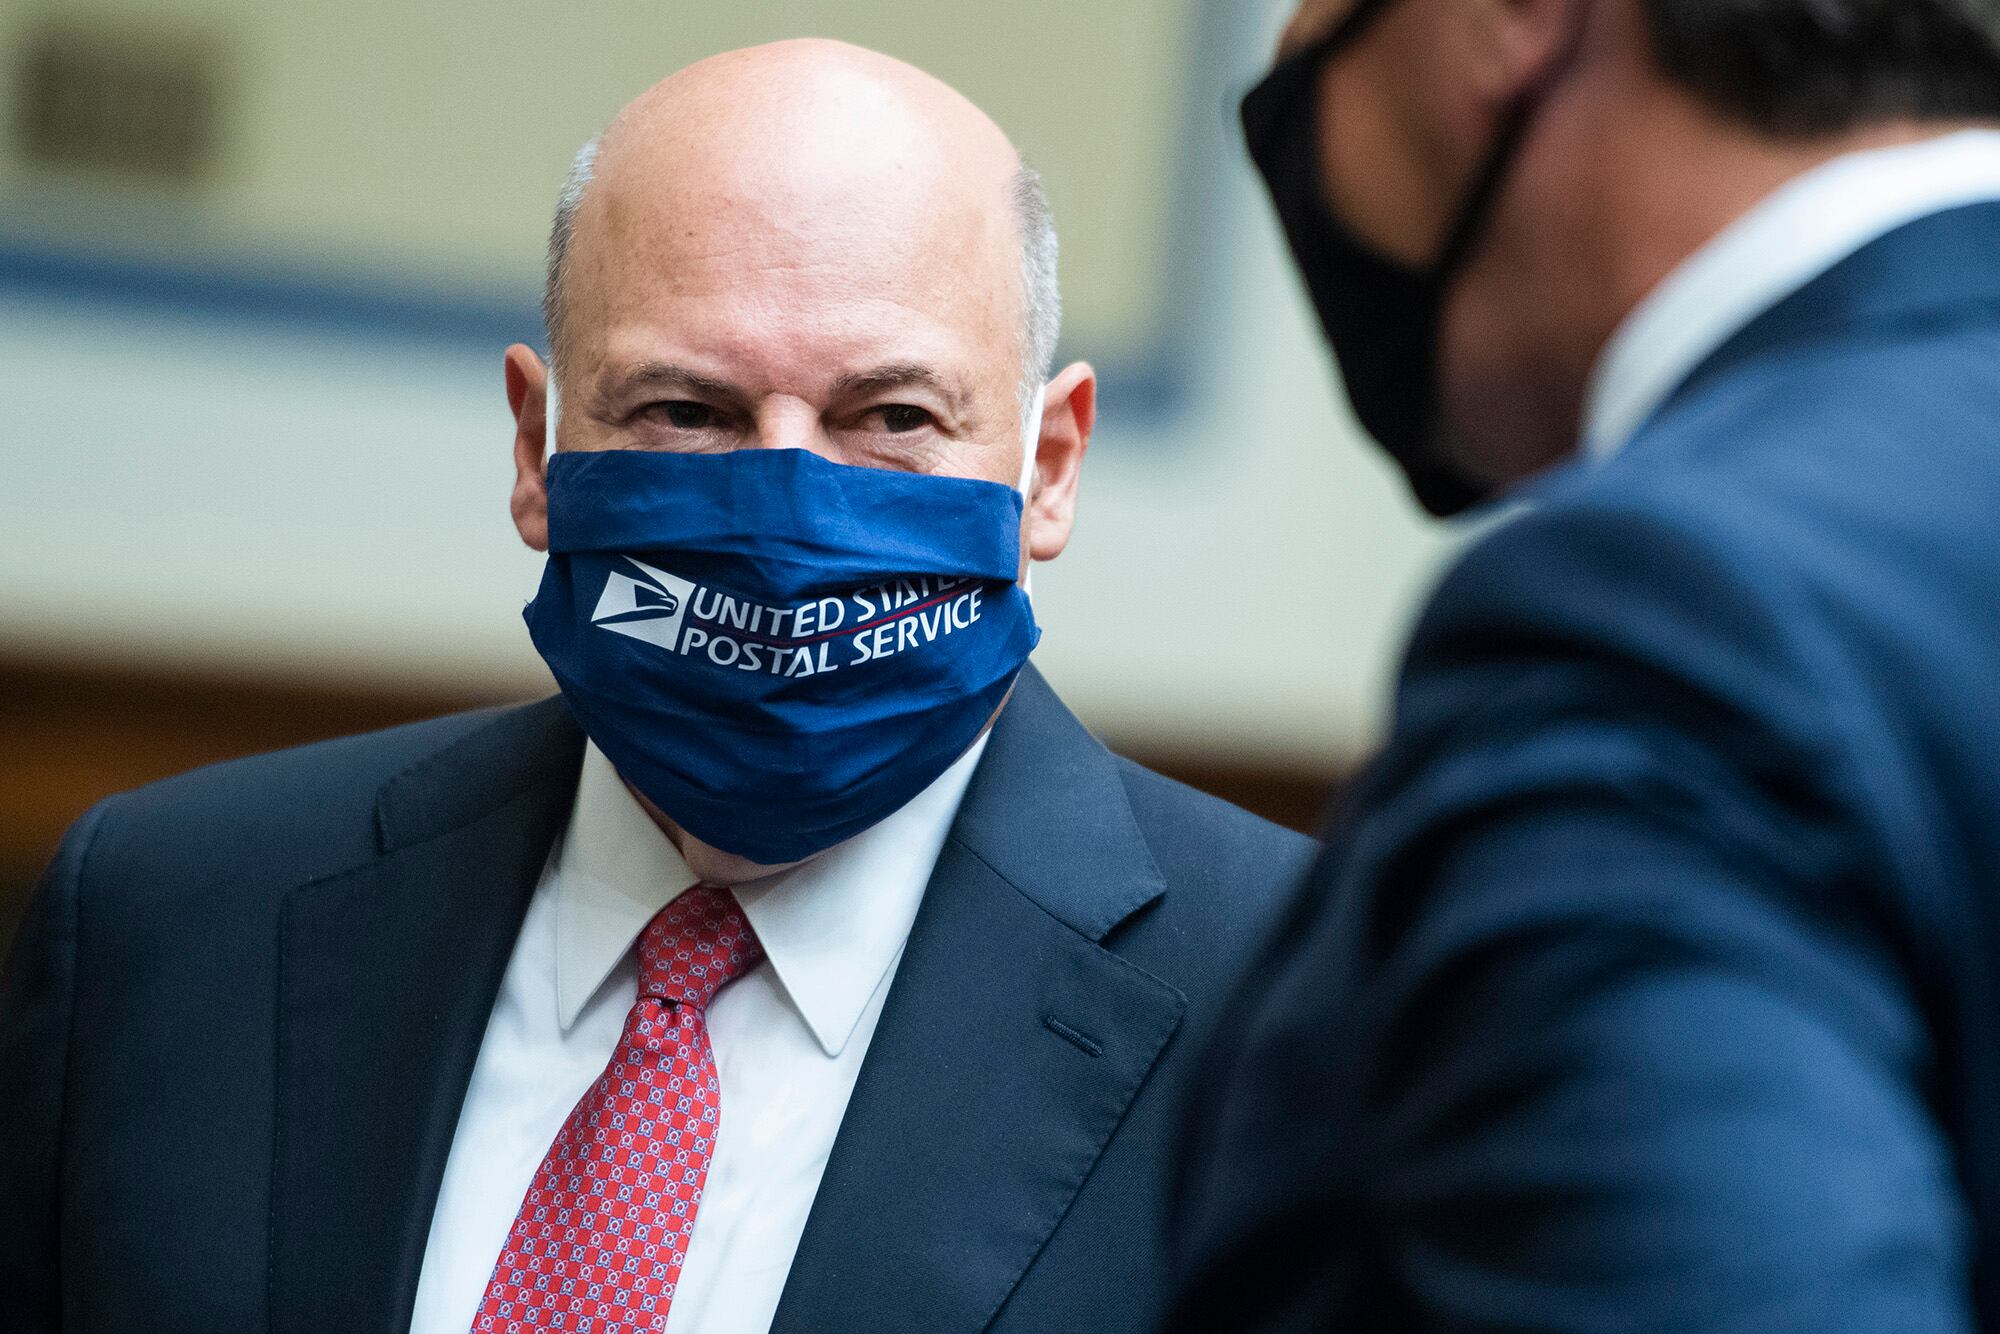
top-left (1583, 129), bottom-right (2000, 460)
top-left (552, 733), bottom-right (989, 1056)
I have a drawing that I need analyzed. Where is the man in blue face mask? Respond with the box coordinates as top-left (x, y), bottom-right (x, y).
top-left (0, 38), bottom-right (1319, 1334)
top-left (1172, 0), bottom-right (2000, 1330)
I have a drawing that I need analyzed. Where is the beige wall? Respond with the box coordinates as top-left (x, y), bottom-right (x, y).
top-left (0, 0), bottom-right (1458, 769)
top-left (3, 0), bottom-right (1197, 347)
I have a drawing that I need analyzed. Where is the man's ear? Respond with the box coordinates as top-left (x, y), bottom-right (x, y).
top-left (1280, 0), bottom-right (1360, 57)
top-left (1026, 360), bottom-right (1095, 564)
top-left (1487, 0), bottom-right (1590, 96)
top-left (505, 343), bottom-right (552, 553)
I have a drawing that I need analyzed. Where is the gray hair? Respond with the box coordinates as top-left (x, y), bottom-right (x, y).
top-left (1010, 162), bottom-right (1062, 420)
top-left (541, 135), bottom-right (600, 377)
top-left (543, 136), bottom-right (1062, 424)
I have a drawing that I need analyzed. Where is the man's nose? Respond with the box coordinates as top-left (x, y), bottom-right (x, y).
top-left (749, 399), bottom-right (837, 458)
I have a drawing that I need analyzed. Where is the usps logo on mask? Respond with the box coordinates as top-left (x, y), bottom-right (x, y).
top-left (591, 556), bottom-right (989, 679)
top-left (591, 557), bottom-right (697, 652)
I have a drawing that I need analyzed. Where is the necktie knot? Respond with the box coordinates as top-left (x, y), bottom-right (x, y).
top-left (638, 884), bottom-right (762, 1011)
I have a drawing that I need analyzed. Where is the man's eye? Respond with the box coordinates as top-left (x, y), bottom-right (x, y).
top-left (649, 401), bottom-right (714, 429)
top-left (874, 404), bottom-right (934, 434)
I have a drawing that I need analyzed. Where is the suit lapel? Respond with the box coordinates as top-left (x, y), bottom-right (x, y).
top-left (267, 699), bottom-right (583, 1334)
top-left (771, 667), bottom-right (1187, 1333)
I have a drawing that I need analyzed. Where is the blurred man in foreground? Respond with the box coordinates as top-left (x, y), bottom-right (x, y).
top-left (0, 40), bottom-right (1314, 1334)
top-left (1174, 0), bottom-right (2000, 1328)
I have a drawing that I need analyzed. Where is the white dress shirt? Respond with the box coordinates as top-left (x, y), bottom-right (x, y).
top-left (408, 732), bottom-right (989, 1334)
top-left (1584, 129), bottom-right (2000, 458)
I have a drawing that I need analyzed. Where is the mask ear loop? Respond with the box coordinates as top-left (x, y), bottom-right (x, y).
top-left (1018, 382), bottom-right (1048, 595)
top-left (1018, 383), bottom-right (1047, 492)
top-left (544, 371), bottom-right (561, 459)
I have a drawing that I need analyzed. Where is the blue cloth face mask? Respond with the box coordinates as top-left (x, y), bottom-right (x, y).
top-left (524, 388), bottom-right (1045, 864)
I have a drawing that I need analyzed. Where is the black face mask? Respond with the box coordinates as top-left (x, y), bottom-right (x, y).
top-left (1241, 0), bottom-right (1579, 516)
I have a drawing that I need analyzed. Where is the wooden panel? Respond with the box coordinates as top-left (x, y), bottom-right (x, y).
top-left (0, 657), bottom-right (1338, 956)
top-left (0, 658), bottom-right (516, 948)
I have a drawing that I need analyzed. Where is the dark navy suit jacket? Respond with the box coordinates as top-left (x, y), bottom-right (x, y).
top-left (1174, 202), bottom-right (2000, 1331)
top-left (0, 664), bottom-right (1314, 1332)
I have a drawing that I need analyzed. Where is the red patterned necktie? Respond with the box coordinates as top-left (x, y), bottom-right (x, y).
top-left (471, 884), bottom-right (763, 1332)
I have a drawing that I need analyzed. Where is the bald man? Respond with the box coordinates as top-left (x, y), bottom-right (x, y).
top-left (0, 40), bottom-right (1315, 1334)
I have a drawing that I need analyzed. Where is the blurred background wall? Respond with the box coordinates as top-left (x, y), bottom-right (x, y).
top-left (0, 0), bottom-right (1457, 948)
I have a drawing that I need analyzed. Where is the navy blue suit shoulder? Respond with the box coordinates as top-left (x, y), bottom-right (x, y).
top-left (0, 699), bottom-right (586, 1334)
top-left (1174, 203), bottom-right (2000, 1333)
top-left (1106, 758), bottom-right (1318, 1002)
top-left (1112, 758), bottom-right (1318, 924)
top-left (1, 668), bottom-right (1315, 1334)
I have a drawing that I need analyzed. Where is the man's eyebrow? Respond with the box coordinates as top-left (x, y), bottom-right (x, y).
top-left (599, 362), bottom-right (744, 405)
top-left (832, 363), bottom-right (973, 415)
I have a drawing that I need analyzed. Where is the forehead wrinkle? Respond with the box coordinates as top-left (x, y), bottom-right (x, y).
top-left (591, 215), bottom-right (1012, 357)
top-left (605, 156), bottom-right (1001, 258)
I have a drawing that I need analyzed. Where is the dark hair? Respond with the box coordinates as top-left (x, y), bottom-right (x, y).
top-left (1645, 0), bottom-right (2000, 135)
